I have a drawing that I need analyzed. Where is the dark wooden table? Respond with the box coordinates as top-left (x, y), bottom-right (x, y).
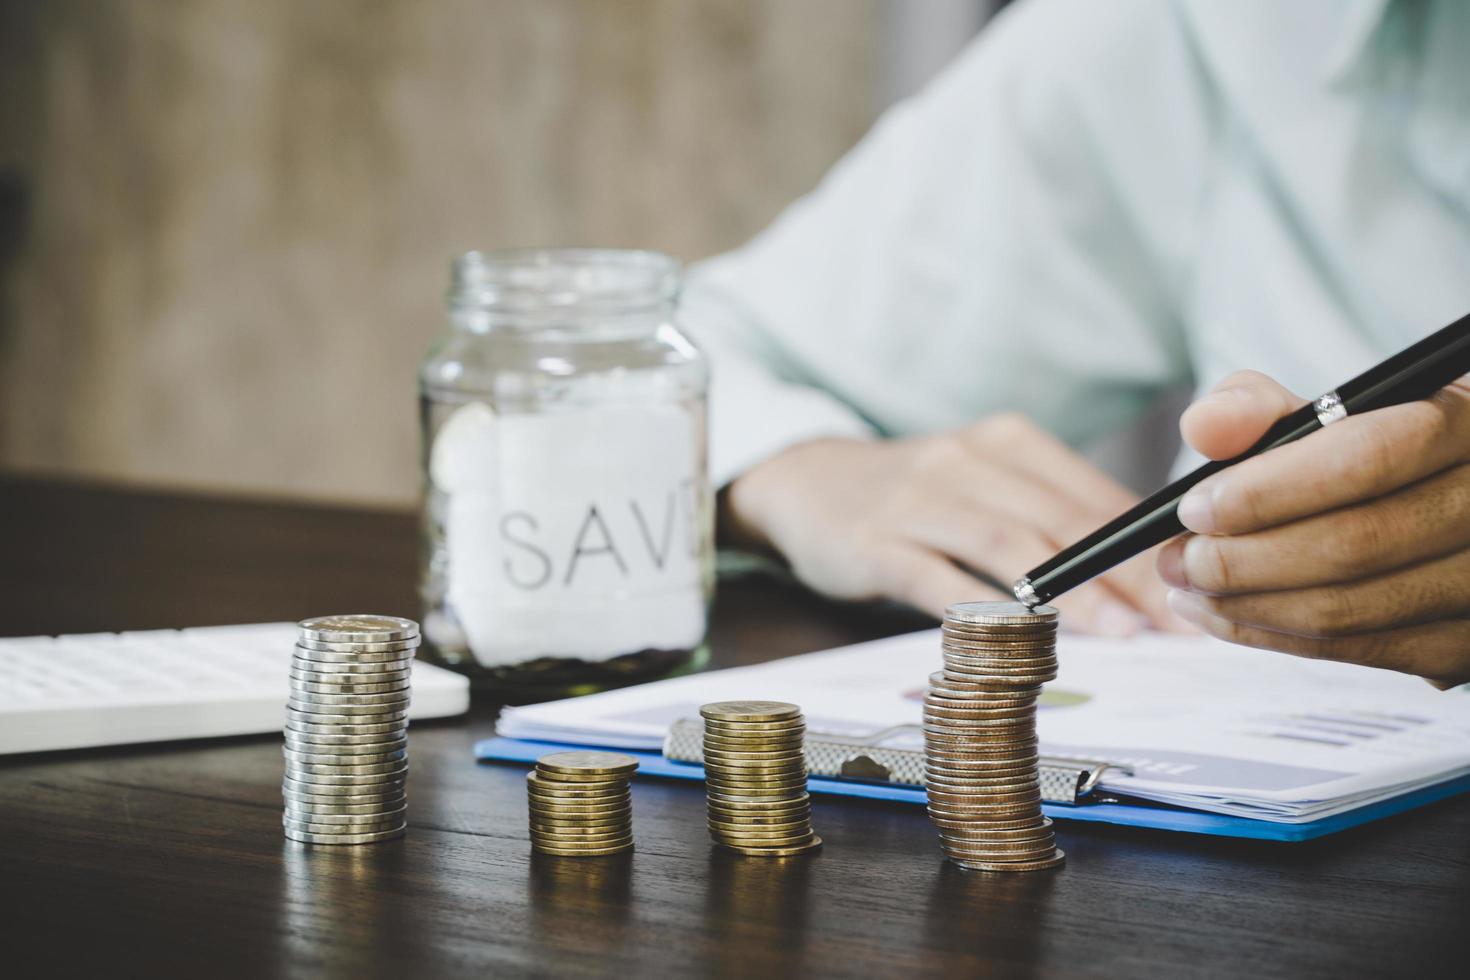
top-left (1, 474), bottom-right (1467, 978)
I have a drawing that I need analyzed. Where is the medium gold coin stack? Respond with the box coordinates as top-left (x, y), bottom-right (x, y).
top-left (700, 700), bottom-right (822, 857)
top-left (925, 600), bottom-right (1065, 872)
top-left (527, 751), bottom-right (638, 857)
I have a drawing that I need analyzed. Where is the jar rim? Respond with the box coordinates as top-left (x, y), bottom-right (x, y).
top-left (448, 248), bottom-right (681, 316)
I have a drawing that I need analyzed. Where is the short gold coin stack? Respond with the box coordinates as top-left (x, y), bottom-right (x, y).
top-left (924, 601), bottom-right (1065, 872)
top-left (283, 614), bottom-right (417, 845)
top-left (527, 751), bottom-right (638, 857)
top-left (700, 700), bottom-right (822, 857)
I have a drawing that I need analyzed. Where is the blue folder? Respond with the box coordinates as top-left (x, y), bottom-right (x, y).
top-left (476, 735), bottom-right (1470, 842)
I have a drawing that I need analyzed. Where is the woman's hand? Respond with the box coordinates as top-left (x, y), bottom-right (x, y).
top-left (723, 414), bottom-right (1177, 634)
top-left (1159, 370), bottom-right (1470, 687)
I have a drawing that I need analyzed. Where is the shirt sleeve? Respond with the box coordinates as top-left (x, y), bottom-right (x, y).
top-left (681, 0), bottom-right (1209, 488)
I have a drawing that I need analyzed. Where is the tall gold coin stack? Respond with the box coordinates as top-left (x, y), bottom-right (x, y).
top-left (527, 751), bottom-right (638, 857)
top-left (283, 614), bottom-right (418, 845)
top-left (925, 600), bottom-right (1065, 872)
top-left (700, 700), bottom-right (822, 857)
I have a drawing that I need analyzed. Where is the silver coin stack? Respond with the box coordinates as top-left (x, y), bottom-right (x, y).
top-left (283, 614), bottom-right (418, 845)
top-left (925, 601), bottom-right (1064, 872)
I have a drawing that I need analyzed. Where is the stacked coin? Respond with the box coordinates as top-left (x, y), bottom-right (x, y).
top-left (700, 700), bottom-right (821, 856)
top-left (527, 751), bottom-right (637, 856)
top-left (924, 601), bottom-right (1064, 872)
top-left (282, 614), bottom-right (418, 845)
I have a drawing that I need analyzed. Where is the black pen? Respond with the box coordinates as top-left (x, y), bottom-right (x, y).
top-left (1013, 310), bottom-right (1470, 609)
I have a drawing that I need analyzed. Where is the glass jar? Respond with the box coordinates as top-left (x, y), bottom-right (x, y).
top-left (419, 248), bottom-right (713, 701)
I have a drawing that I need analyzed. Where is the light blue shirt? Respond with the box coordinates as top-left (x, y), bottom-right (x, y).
top-left (681, 0), bottom-right (1470, 486)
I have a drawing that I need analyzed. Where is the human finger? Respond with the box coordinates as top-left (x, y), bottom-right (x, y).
top-left (1177, 380), bottom-right (1470, 535)
top-left (946, 467), bottom-right (1176, 628)
top-left (1178, 370), bottom-right (1308, 461)
top-left (1158, 462), bottom-right (1470, 594)
top-left (948, 424), bottom-right (1176, 626)
top-left (1096, 544), bottom-right (1185, 631)
top-left (1166, 591), bottom-right (1470, 686)
top-left (873, 542), bottom-right (1010, 619)
top-left (899, 501), bottom-right (1149, 636)
top-left (1166, 548), bottom-right (1470, 637)
top-left (957, 414), bottom-right (1137, 517)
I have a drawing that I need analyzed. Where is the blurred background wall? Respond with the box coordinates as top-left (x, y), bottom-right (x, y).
top-left (0, 0), bottom-right (1001, 505)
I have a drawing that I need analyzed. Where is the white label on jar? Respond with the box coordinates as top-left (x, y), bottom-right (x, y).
top-left (432, 401), bottom-right (706, 667)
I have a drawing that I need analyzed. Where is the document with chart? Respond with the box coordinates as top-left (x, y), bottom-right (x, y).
top-left (498, 631), bottom-right (1470, 824)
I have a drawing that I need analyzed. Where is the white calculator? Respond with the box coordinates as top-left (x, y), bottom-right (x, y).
top-left (0, 622), bottom-right (471, 754)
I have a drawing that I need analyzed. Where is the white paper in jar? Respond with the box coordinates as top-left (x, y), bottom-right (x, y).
top-left (431, 401), bottom-right (706, 668)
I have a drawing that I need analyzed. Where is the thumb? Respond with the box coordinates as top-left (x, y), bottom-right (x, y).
top-left (1179, 370), bottom-right (1309, 461)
